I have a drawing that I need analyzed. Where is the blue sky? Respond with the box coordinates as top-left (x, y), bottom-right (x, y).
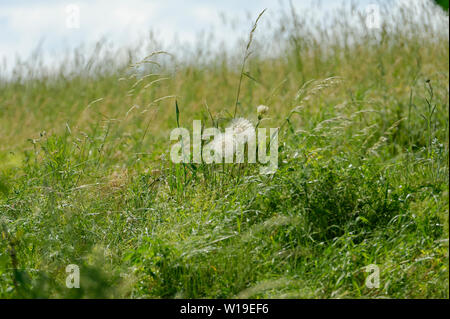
top-left (0, 0), bottom-right (444, 68)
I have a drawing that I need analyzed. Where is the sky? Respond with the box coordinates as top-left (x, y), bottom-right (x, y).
top-left (0, 0), bottom-right (446, 70)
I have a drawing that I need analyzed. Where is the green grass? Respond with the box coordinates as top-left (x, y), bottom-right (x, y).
top-left (0, 2), bottom-right (448, 298)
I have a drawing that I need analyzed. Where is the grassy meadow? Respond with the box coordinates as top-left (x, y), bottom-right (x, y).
top-left (0, 2), bottom-right (449, 298)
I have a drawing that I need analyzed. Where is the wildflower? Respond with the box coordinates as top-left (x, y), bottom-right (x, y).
top-left (257, 105), bottom-right (269, 119)
top-left (229, 117), bottom-right (254, 137)
top-left (206, 118), bottom-right (255, 159)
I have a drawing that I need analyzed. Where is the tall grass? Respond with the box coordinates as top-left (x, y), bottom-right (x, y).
top-left (0, 1), bottom-right (448, 298)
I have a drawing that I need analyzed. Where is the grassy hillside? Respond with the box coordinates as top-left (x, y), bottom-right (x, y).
top-left (0, 2), bottom-right (448, 298)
